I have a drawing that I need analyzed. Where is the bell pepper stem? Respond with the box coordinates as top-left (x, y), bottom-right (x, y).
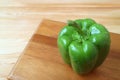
top-left (67, 20), bottom-right (83, 35)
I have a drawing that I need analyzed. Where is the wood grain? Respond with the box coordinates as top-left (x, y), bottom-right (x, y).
top-left (1, 0), bottom-right (120, 7)
top-left (1, 4), bottom-right (120, 33)
top-left (8, 19), bottom-right (120, 80)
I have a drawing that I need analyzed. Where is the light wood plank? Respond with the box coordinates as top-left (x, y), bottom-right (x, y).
top-left (1, 0), bottom-right (120, 7)
top-left (1, 5), bottom-right (120, 33)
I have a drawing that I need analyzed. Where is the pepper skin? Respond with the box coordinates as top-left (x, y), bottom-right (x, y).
top-left (57, 18), bottom-right (111, 74)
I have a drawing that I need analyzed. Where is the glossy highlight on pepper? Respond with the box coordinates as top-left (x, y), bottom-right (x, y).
top-left (57, 18), bottom-right (111, 74)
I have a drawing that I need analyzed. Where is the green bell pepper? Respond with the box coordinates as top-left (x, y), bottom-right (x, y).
top-left (57, 18), bottom-right (111, 74)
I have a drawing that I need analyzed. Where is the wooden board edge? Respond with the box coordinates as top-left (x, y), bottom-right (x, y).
top-left (7, 19), bottom-right (47, 80)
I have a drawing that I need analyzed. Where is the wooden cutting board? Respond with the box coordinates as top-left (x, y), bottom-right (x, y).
top-left (8, 19), bottom-right (120, 80)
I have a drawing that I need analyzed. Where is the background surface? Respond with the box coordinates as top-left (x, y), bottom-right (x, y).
top-left (0, 0), bottom-right (120, 80)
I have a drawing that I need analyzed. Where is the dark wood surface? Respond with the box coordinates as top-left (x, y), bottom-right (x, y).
top-left (8, 19), bottom-right (120, 80)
